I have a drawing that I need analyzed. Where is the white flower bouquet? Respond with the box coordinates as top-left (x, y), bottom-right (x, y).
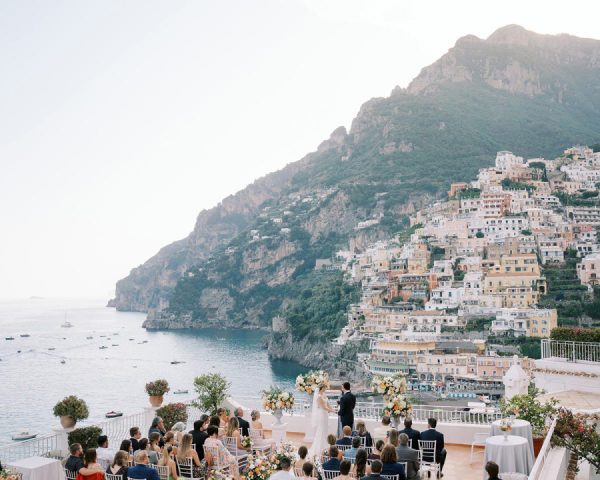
top-left (295, 370), bottom-right (330, 394)
top-left (372, 373), bottom-right (407, 398)
top-left (261, 386), bottom-right (295, 412)
top-left (383, 394), bottom-right (412, 419)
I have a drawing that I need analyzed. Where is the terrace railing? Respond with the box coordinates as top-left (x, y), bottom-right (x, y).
top-left (0, 433), bottom-right (61, 464)
top-left (528, 417), bottom-right (557, 480)
top-left (541, 339), bottom-right (600, 363)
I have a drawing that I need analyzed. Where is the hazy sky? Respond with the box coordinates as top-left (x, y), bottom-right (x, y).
top-left (1, 0), bottom-right (599, 300)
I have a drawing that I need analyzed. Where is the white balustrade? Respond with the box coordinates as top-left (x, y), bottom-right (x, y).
top-left (541, 339), bottom-right (600, 363)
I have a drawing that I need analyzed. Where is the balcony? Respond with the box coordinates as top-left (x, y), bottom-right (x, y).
top-left (541, 339), bottom-right (600, 363)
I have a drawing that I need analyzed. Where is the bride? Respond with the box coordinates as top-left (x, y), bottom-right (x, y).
top-left (308, 384), bottom-right (336, 459)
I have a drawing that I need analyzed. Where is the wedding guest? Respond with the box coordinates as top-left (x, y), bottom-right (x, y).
top-left (301, 462), bottom-right (314, 479)
top-left (354, 421), bottom-right (373, 448)
top-left (127, 450), bottom-right (160, 480)
top-left (163, 432), bottom-right (179, 456)
top-left (485, 461), bottom-right (501, 480)
top-left (157, 444), bottom-right (178, 480)
top-left (107, 450), bottom-right (129, 479)
top-left (83, 449), bottom-right (106, 480)
top-left (398, 418), bottom-right (420, 451)
top-left (361, 459), bottom-right (383, 480)
top-left (96, 435), bottom-right (116, 468)
top-left (130, 427), bottom-right (142, 452)
top-left (334, 460), bottom-right (353, 480)
top-left (270, 456), bottom-right (295, 480)
top-left (380, 445), bottom-right (406, 480)
top-left (217, 408), bottom-right (229, 428)
top-left (149, 417), bottom-right (166, 442)
top-left (351, 448), bottom-right (371, 478)
top-left (171, 422), bottom-right (187, 446)
top-left (65, 443), bottom-right (104, 476)
top-left (387, 429), bottom-right (399, 448)
top-left (226, 417), bottom-right (249, 451)
top-left (149, 432), bottom-right (162, 454)
top-left (322, 446), bottom-right (341, 472)
top-left (395, 434), bottom-right (419, 480)
top-left (373, 416), bottom-right (392, 442)
top-left (296, 446), bottom-right (309, 470)
top-left (344, 436), bottom-right (361, 460)
top-left (118, 440), bottom-right (133, 463)
top-left (190, 418), bottom-right (209, 460)
top-left (326, 434), bottom-right (344, 460)
top-left (204, 426), bottom-right (238, 480)
top-left (138, 438), bottom-right (157, 465)
top-left (234, 407), bottom-right (250, 437)
top-left (368, 440), bottom-right (384, 460)
top-left (420, 418), bottom-right (446, 475)
top-left (176, 433), bottom-right (203, 477)
top-left (250, 410), bottom-right (264, 432)
top-left (209, 416), bottom-right (221, 428)
top-left (336, 426), bottom-right (353, 446)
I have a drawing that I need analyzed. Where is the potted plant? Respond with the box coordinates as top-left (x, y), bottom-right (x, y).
top-left (53, 395), bottom-right (89, 428)
top-left (501, 387), bottom-right (557, 456)
top-left (155, 402), bottom-right (188, 430)
top-left (192, 373), bottom-right (230, 415)
top-left (145, 379), bottom-right (170, 407)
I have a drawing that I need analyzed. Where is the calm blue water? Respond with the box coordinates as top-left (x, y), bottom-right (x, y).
top-left (0, 298), bottom-right (306, 445)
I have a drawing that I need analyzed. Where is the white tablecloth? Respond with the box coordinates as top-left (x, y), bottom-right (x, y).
top-left (491, 419), bottom-right (534, 456)
top-left (7, 456), bottom-right (66, 480)
top-left (483, 435), bottom-right (534, 479)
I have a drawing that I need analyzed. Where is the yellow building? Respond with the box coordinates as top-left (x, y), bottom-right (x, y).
top-left (484, 254), bottom-right (546, 307)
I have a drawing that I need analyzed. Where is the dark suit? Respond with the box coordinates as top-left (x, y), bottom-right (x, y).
top-left (336, 436), bottom-right (352, 446)
top-left (395, 445), bottom-right (419, 480)
top-left (381, 462), bottom-right (407, 480)
top-left (322, 458), bottom-right (341, 472)
top-left (127, 463), bottom-right (160, 480)
top-left (190, 429), bottom-right (208, 460)
top-left (419, 428), bottom-right (446, 471)
top-left (64, 455), bottom-right (84, 473)
top-left (398, 427), bottom-right (420, 450)
top-left (338, 391), bottom-right (356, 429)
top-left (236, 416), bottom-right (250, 437)
top-left (360, 474), bottom-right (382, 480)
top-left (130, 437), bottom-right (140, 452)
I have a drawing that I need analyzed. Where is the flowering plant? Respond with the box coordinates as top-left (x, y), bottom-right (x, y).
top-left (0, 469), bottom-right (21, 480)
top-left (52, 395), bottom-right (89, 421)
top-left (261, 386), bottom-right (295, 412)
top-left (500, 387), bottom-right (557, 436)
top-left (241, 436), bottom-right (253, 449)
top-left (269, 442), bottom-right (296, 470)
top-left (372, 374), bottom-right (407, 398)
top-left (155, 402), bottom-right (188, 430)
top-left (241, 454), bottom-right (273, 480)
top-left (145, 379), bottom-right (170, 396)
top-left (295, 370), bottom-right (330, 395)
top-left (207, 469), bottom-right (228, 480)
top-left (383, 394), bottom-right (412, 419)
top-left (553, 408), bottom-right (600, 474)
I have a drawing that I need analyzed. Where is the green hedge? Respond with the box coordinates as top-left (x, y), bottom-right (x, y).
top-left (550, 327), bottom-right (600, 343)
top-left (68, 426), bottom-right (102, 452)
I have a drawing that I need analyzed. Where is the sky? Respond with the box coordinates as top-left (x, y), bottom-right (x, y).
top-left (1, 0), bottom-right (599, 300)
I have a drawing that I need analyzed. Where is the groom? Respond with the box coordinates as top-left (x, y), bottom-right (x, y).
top-left (338, 381), bottom-right (356, 431)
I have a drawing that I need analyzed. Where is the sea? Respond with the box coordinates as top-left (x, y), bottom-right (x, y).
top-left (0, 298), bottom-right (306, 445)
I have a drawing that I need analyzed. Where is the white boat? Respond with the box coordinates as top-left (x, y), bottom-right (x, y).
top-left (61, 321), bottom-right (73, 328)
top-left (105, 411), bottom-right (123, 418)
top-left (12, 432), bottom-right (37, 441)
top-left (174, 389), bottom-right (188, 394)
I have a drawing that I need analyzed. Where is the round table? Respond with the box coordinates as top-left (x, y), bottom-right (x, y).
top-left (483, 435), bottom-right (534, 480)
top-left (491, 419), bottom-right (534, 456)
top-left (7, 456), bottom-right (66, 480)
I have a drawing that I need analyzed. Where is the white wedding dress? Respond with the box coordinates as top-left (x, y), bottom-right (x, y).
top-left (308, 392), bottom-right (329, 459)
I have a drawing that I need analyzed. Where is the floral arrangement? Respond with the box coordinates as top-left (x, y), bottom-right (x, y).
top-left (52, 395), bottom-right (89, 421)
top-left (295, 370), bottom-right (330, 395)
top-left (500, 387), bottom-right (558, 436)
top-left (0, 469), bottom-right (21, 480)
top-left (383, 394), bottom-right (412, 419)
top-left (207, 469), bottom-right (228, 480)
top-left (499, 418), bottom-right (513, 433)
top-left (261, 386), bottom-right (295, 412)
top-left (155, 402), bottom-right (188, 430)
top-left (241, 455), bottom-right (273, 480)
top-left (553, 408), bottom-right (600, 474)
top-left (241, 436), bottom-right (253, 449)
top-left (269, 442), bottom-right (296, 470)
top-left (145, 379), bottom-right (170, 396)
top-left (372, 373), bottom-right (407, 398)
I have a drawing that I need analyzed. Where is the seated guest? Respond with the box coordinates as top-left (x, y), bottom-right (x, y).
top-left (354, 421), bottom-right (373, 448)
top-left (351, 448), bottom-right (371, 478)
top-left (217, 407), bottom-right (229, 428)
top-left (82, 448), bottom-right (106, 480)
top-left (344, 436), bottom-right (361, 460)
top-left (226, 417), bottom-right (249, 451)
top-left (399, 418), bottom-right (420, 451)
top-left (326, 434), bottom-right (344, 460)
top-left (334, 460), bottom-right (353, 480)
top-left (380, 445), bottom-right (407, 480)
top-left (301, 461), bottom-right (315, 479)
top-left (387, 429), bottom-right (399, 448)
top-left (322, 446), bottom-right (341, 472)
top-left (171, 422), bottom-right (187, 447)
top-left (96, 435), bottom-right (116, 468)
top-left (373, 416), bottom-right (392, 442)
top-left (270, 456), bottom-right (295, 480)
top-left (127, 450), bottom-right (160, 480)
top-left (107, 450), bottom-right (129, 479)
top-left (130, 427), bottom-right (142, 452)
top-left (149, 432), bottom-right (162, 455)
top-left (395, 434), bottom-right (419, 480)
top-left (162, 432), bottom-right (178, 456)
top-left (157, 444), bottom-right (178, 480)
top-left (296, 446), bottom-right (309, 470)
top-left (65, 443), bottom-right (104, 476)
top-left (176, 433), bottom-right (203, 477)
top-left (250, 410), bottom-right (265, 433)
top-left (204, 425), bottom-right (239, 480)
top-left (190, 417), bottom-right (209, 460)
top-left (234, 407), bottom-right (250, 437)
top-left (361, 459), bottom-right (383, 480)
top-left (368, 440), bottom-right (384, 460)
top-left (336, 426), bottom-right (353, 446)
top-left (138, 438), bottom-right (157, 465)
top-left (119, 440), bottom-right (132, 461)
top-left (148, 417), bottom-right (166, 444)
top-left (209, 415), bottom-right (221, 428)
top-left (420, 418), bottom-right (446, 474)
top-left (485, 461), bottom-right (501, 480)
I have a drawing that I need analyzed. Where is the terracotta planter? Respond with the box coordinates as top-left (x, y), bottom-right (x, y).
top-left (60, 416), bottom-right (76, 428)
top-left (149, 395), bottom-right (164, 408)
top-left (533, 435), bottom-right (545, 457)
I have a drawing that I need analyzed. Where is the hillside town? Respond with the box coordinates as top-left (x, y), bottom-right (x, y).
top-left (326, 146), bottom-right (600, 398)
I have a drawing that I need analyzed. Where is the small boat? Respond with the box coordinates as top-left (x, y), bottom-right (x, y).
top-left (129, 338), bottom-right (134, 341)
top-left (5, 337), bottom-right (15, 340)
top-left (86, 336), bottom-right (93, 339)
top-left (12, 432), bottom-right (37, 441)
top-left (170, 360), bottom-right (185, 365)
top-left (111, 344), bottom-right (119, 347)
top-left (99, 346), bottom-right (108, 349)
top-left (48, 347), bottom-right (56, 351)
top-left (105, 411), bottom-right (123, 418)
top-left (174, 389), bottom-right (188, 394)
top-left (60, 360), bottom-right (66, 364)
top-left (61, 321), bottom-right (73, 328)
top-left (142, 340), bottom-right (148, 344)
top-left (20, 334), bottom-right (30, 338)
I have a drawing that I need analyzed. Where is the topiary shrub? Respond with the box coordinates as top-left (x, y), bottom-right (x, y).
top-left (68, 426), bottom-right (102, 452)
top-left (155, 402), bottom-right (188, 430)
top-left (53, 395), bottom-right (89, 422)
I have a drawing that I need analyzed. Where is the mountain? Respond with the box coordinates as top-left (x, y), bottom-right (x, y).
top-left (112, 25), bottom-right (600, 345)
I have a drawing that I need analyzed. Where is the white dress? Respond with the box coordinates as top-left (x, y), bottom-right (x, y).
top-left (308, 393), bottom-right (330, 459)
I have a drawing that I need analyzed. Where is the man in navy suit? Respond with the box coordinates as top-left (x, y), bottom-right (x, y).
top-left (127, 450), bottom-right (160, 480)
top-left (360, 460), bottom-right (383, 480)
top-left (322, 446), bottom-right (341, 472)
top-left (338, 382), bottom-right (356, 430)
top-left (399, 417), bottom-right (421, 450)
top-left (419, 418), bottom-right (446, 476)
top-left (234, 407), bottom-right (250, 437)
top-left (336, 426), bottom-right (353, 446)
